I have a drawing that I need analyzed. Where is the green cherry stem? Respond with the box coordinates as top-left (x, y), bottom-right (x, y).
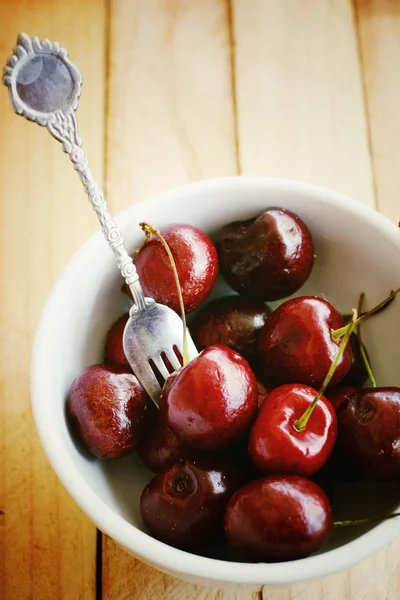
top-left (356, 292), bottom-right (377, 388)
top-left (332, 288), bottom-right (400, 343)
top-left (139, 222), bottom-right (190, 366)
top-left (360, 342), bottom-right (376, 387)
top-left (293, 309), bottom-right (358, 432)
top-left (334, 513), bottom-right (400, 528)
top-left (356, 292), bottom-right (376, 387)
top-left (341, 293), bottom-right (396, 322)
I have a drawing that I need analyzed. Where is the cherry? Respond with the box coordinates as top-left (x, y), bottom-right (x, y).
top-left (216, 207), bottom-right (314, 301)
top-left (136, 407), bottom-right (185, 472)
top-left (104, 313), bottom-right (131, 371)
top-left (337, 387), bottom-right (400, 480)
top-left (249, 384), bottom-right (337, 476)
top-left (191, 295), bottom-right (270, 364)
top-left (67, 364), bottom-right (151, 459)
top-left (325, 385), bottom-right (360, 413)
top-left (140, 456), bottom-right (239, 550)
top-left (224, 475), bottom-right (333, 561)
top-left (340, 334), bottom-right (369, 386)
top-left (258, 296), bottom-right (353, 388)
top-left (159, 345), bottom-right (258, 451)
top-left (132, 223), bottom-right (218, 313)
top-left (249, 314), bottom-right (358, 477)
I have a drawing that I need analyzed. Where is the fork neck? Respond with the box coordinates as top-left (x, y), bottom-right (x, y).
top-left (128, 280), bottom-right (149, 313)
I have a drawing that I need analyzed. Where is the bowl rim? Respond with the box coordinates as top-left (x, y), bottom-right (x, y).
top-left (31, 175), bottom-right (400, 586)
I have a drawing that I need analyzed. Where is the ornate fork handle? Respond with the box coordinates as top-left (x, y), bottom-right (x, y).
top-left (47, 108), bottom-right (149, 313)
top-left (2, 33), bottom-right (151, 314)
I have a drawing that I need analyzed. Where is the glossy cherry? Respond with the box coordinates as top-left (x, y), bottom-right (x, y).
top-left (67, 364), bottom-right (151, 459)
top-left (136, 407), bottom-right (185, 473)
top-left (140, 456), bottom-right (239, 550)
top-left (258, 296), bottom-right (353, 388)
top-left (104, 313), bottom-right (131, 371)
top-left (132, 223), bottom-right (218, 313)
top-left (249, 384), bottom-right (337, 476)
top-left (224, 474), bottom-right (333, 561)
top-left (216, 207), bottom-right (315, 301)
top-left (337, 387), bottom-right (400, 480)
top-left (191, 295), bottom-right (270, 364)
top-left (159, 345), bottom-right (258, 451)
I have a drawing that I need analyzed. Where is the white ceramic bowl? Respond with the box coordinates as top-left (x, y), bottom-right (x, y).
top-left (31, 176), bottom-right (400, 590)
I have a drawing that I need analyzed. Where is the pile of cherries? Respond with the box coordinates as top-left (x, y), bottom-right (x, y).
top-left (67, 207), bottom-right (400, 563)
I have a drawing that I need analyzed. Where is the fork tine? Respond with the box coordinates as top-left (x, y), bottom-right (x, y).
top-left (132, 360), bottom-right (162, 405)
top-left (164, 349), bottom-right (182, 372)
top-left (122, 302), bottom-right (199, 407)
top-left (151, 355), bottom-right (170, 383)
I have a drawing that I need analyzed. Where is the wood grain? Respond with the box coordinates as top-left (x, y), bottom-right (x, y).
top-left (232, 0), bottom-right (375, 207)
top-left (355, 0), bottom-right (400, 222)
top-left (105, 0), bottom-right (238, 213)
top-left (0, 1), bottom-right (106, 598)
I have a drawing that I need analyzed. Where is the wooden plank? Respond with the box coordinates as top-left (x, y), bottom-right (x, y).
top-left (105, 0), bottom-right (238, 211)
top-left (0, 1), bottom-right (106, 598)
top-left (260, 539), bottom-right (400, 600)
top-left (355, 0), bottom-right (400, 222)
top-left (103, 0), bottom-right (238, 598)
top-left (232, 0), bottom-right (375, 207)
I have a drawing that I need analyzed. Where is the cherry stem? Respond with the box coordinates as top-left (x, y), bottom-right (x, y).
top-left (341, 294), bottom-right (396, 322)
top-left (293, 309), bottom-right (358, 432)
top-left (359, 342), bottom-right (376, 387)
top-left (332, 288), bottom-right (400, 343)
top-left (139, 222), bottom-right (190, 366)
top-left (356, 292), bottom-right (376, 388)
top-left (334, 512), bottom-right (400, 528)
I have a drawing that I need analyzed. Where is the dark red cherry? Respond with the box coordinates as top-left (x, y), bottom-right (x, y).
top-left (337, 387), bottom-right (400, 480)
top-left (216, 208), bottom-right (315, 301)
top-left (325, 385), bottom-right (360, 413)
top-left (224, 474), bottom-right (333, 561)
top-left (159, 345), bottom-right (258, 451)
top-left (132, 224), bottom-right (218, 313)
top-left (249, 384), bottom-right (337, 476)
top-left (340, 333), bottom-right (369, 386)
top-left (191, 295), bottom-right (270, 364)
top-left (258, 296), bottom-right (353, 388)
top-left (104, 313), bottom-right (131, 371)
top-left (67, 365), bottom-right (151, 459)
top-left (140, 456), bottom-right (239, 550)
top-left (136, 407), bottom-right (185, 472)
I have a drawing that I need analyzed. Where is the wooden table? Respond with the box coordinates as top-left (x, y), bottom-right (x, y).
top-left (1, 1), bottom-right (399, 598)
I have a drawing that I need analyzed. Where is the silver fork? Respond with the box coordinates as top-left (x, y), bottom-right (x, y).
top-left (3, 32), bottom-right (198, 405)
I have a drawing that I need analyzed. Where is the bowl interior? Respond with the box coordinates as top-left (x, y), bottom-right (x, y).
top-left (31, 177), bottom-right (400, 585)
